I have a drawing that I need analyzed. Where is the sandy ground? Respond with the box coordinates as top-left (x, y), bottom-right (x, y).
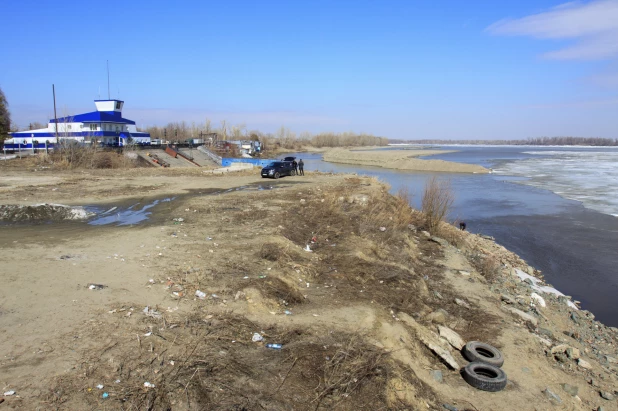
top-left (322, 148), bottom-right (488, 173)
top-left (0, 164), bottom-right (616, 410)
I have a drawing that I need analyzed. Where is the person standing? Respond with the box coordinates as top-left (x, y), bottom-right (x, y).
top-left (298, 159), bottom-right (304, 176)
top-left (292, 160), bottom-right (298, 175)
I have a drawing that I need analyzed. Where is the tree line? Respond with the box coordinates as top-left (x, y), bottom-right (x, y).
top-left (391, 137), bottom-right (618, 146)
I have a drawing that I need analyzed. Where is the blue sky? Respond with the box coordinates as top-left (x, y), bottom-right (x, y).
top-left (1, 0), bottom-right (617, 139)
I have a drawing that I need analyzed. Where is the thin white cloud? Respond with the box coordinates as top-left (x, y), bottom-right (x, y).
top-left (487, 0), bottom-right (618, 60)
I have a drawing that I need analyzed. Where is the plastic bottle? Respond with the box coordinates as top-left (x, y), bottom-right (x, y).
top-left (265, 343), bottom-right (282, 350)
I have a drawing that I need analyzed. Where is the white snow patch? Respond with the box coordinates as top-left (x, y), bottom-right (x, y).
top-left (514, 268), bottom-right (578, 310)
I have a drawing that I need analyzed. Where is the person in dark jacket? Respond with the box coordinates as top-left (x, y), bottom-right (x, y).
top-left (292, 160), bottom-right (298, 175)
top-left (459, 221), bottom-right (466, 231)
top-left (298, 159), bottom-right (304, 176)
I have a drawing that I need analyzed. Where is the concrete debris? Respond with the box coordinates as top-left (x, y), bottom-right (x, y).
top-left (438, 326), bottom-right (465, 350)
top-left (454, 298), bottom-right (470, 309)
top-left (503, 306), bottom-right (538, 326)
top-left (543, 388), bottom-right (562, 404)
top-left (429, 236), bottom-right (449, 247)
top-left (560, 383), bottom-right (579, 397)
top-left (577, 359), bottom-right (592, 369)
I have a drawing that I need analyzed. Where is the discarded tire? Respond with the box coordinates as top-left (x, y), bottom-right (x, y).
top-left (462, 341), bottom-right (504, 368)
top-left (461, 362), bottom-right (507, 392)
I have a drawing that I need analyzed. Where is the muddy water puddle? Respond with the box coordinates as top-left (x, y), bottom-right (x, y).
top-left (0, 183), bottom-right (280, 228)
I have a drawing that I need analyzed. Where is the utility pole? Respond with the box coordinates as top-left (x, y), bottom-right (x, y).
top-left (53, 84), bottom-right (59, 144)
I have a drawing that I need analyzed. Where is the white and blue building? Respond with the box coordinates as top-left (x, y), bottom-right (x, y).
top-left (3, 99), bottom-right (151, 151)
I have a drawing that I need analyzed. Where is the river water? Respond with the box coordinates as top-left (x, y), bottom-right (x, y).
top-left (284, 146), bottom-right (618, 326)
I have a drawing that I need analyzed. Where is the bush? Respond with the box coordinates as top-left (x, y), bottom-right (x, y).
top-left (421, 176), bottom-right (454, 233)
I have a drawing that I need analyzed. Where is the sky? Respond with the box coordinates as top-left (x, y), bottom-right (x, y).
top-left (1, 0), bottom-right (617, 140)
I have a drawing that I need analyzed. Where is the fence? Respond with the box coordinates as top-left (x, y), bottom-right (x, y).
top-left (221, 158), bottom-right (274, 167)
top-left (197, 146), bottom-right (222, 166)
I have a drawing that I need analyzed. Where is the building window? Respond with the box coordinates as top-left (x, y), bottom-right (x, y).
top-left (67, 125), bottom-right (72, 130)
top-left (116, 101), bottom-right (121, 109)
top-left (89, 124), bottom-right (97, 131)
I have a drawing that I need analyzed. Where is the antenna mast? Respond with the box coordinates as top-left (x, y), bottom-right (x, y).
top-left (52, 84), bottom-right (59, 144)
top-left (107, 60), bottom-right (110, 100)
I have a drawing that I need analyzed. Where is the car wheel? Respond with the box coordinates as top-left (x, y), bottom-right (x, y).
top-left (461, 362), bottom-right (507, 392)
top-left (274, 172), bottom-right (280, 179)
top-left (462, 341), bottom-right (504, 368)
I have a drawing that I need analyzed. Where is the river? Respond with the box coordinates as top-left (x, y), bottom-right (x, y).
top-left (283, 146), bottom-right (618, 326)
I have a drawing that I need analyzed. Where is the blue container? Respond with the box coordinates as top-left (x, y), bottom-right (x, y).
top-left (265, 343), bottom-right (283, 349)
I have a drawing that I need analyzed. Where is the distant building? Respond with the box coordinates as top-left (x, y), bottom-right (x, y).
top-left (3, 99), bottom-right (150, 151)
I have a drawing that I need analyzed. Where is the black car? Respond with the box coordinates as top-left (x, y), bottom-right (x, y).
top-left (261, 161), bottom-right (295, 179)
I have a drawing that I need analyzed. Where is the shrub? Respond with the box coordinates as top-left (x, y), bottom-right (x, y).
top-left (421, 176), bottom-right (454, 233)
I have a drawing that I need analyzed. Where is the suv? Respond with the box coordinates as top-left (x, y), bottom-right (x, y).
top-left (261, 161), bottom-right (295, 179)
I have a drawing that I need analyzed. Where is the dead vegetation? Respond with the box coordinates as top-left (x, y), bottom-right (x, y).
top-left (46, 310), bottom-right (427, 411)
top-left (421, 176), bottom-right (454, 234)
top-left (32, 145), bottom-right (144, 169)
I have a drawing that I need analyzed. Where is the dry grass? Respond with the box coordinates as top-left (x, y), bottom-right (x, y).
top-left (421, 176), bottom-right (454, 234)
top-left (45, 311), bottom-right (409, 411)
top-left (34, 145), bottom-right (144, 169)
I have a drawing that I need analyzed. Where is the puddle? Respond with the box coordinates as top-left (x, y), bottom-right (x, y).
top-left (1, 183), bottom-right (280, 228)
top-left (88, 197), bottom-right (176, 226)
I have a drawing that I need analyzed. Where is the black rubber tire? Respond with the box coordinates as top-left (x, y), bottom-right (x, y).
top-left (274, 172), bottom-right (280, 179)
top-left (462, 341), bottom-right (504, 368)
top-left (461, 362), bottom-right (507, 392)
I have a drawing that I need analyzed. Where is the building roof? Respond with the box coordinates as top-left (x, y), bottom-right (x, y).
top-left (51, 111), bottom-right (136, 125)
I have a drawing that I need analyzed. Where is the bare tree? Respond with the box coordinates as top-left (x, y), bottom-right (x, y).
top-left (0, 87), bottom-right (11, 144)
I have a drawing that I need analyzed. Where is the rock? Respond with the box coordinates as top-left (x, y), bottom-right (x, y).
top-left (503, 306), bottom-right (538, 326)
top-left (433, 290), bottom-right (443, 299)
top-left (454, 298), bottom-right (470, 309)
top-left (524, 278), bottom-right (535, 286)
top-left (600, 391), bottom-right (614, 401)
top-left (398, 313), bottom-right (459, 370)
top-left (531, 292), bottom-right (546, 307)
top-left (543, 388), bottom-right (562, 404)
top-left (458, 270), bottom-right (470, 276)
top-left (596, 407), bottom-right (605, 411)
top-left (430, 236), bottom-right (449, 247)
top-left (421, 230), bottom-right (431, 238)
top-left (577, 358), bottom-right (592, 369)
top-left (537, 328), bottom-right (553, 340)
top-left (566, 347), bottom-right (580, 360)
top-left (426, 309), bottom-right (448, 325)
top-left (527, 265), bottom-right (535, 275)
top-left (561, 383), bottom-right (579, 397)
top-left (407, 224), bottom-right (416, 231)
top-left (551, 345), bottom-right (570, 354)
top-left (443, 404), bottom-right (458, 411)
top-left (438, 326), bottom-right (465, 350)
top-left (605, 355), bottom-right (617, 364)
top-left (570, 312), bottom-right (581, 324)
top-left (501, 294), bottom-right (516, 305)
top-left (430, 370), bottom-right (443, 383)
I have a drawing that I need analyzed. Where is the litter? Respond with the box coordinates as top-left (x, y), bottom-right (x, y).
top-left (252, 332), bottom-right (264, 342)
top-left (284, 310), bottom-right (292, 315)
top-left (265, 343), bottom-right (282, 350)
top-left (102, 392), bottom-right (109, 399)
top-left (96, 384), bottom-right (104, 390)
top-left (144, 332), bottom-right (152, 337)
top-left (88, 284), bottom-right (106, 290)
top-left (195, 290), bottom-right (207, 299)
top-left (304, 244), bottom-right (312, 252)
top-left (144, 382), bottom-right (156, 388)
top-left (143, 306), bottom-right (162, 319)
top-left (172, 217), bottom-right (184, 222)
top-left (379, 227), bottom-right (386, 232)
top-left (4, 391), bottom-right (16, 396)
